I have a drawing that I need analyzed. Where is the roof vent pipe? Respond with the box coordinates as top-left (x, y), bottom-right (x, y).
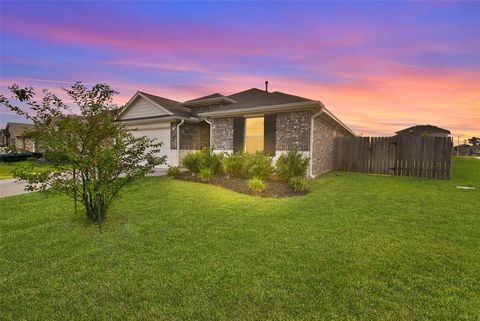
top-left (265, 81), bottom-right (269, 92)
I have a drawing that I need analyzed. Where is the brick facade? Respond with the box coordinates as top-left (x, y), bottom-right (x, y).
top-left (208, 111), bottom-right (313, 153)
top-left (13, 137), bottom-right (35, 152)
top-left (276, 111), bottom-right (312, 151)
top-left (170, 122), bottom-right (210, 150)
top-left (212, 118), bottom-right (234, 151)
top-left (311, 116), bottom-right (346, 176)
top-left (169, 110), bottom-right (351, 177)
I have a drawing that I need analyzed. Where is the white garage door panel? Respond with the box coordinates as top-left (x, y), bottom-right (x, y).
top-left (130, 127), bottom-right (171, 168)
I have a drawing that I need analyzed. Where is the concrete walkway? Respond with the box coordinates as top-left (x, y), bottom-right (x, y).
top-left (0, 168), bottom-right (167, 198)
top-left (148, 168), bottom-right (168, 177)
top-left (0, 178), bottom-right (29, 198)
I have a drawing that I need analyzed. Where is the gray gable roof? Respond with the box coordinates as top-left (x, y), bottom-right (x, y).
top-left (138, 92), bottom-right (192, 118)
top-left (225, 88), bottom-right (313, 110)
top-left (184, 88), bottom-right (313, 110)
top-left (129, 88), bottom-right (316, 118)
top-left (5, 122), bottom-right (34, 137)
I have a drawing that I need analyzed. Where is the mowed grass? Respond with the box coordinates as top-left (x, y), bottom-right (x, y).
top-left (1, 157), bottom-right (479, 320)
top-left (0, 161), bottom-right (28, 179)
top-left (0, 161), bottom-right (55, 179)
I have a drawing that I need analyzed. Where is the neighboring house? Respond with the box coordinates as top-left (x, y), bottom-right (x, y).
top-left (117, 86), bottom-right (355, 177)
top-left (396, 125), bottom-right (450, 137)
top-left (470, 145), bottom-right (480, 156)
top-left (455, 144), bottom-right (480, 156)
top-left (453, 144), bottom-right (470, 156)
top-left (1, 122), bottom-right (36, 152)
top-left (0, 129), bottom-right (6, 147)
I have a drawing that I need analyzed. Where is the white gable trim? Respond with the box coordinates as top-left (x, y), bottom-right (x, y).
top-left (118, 92), bottom-right (174, 119)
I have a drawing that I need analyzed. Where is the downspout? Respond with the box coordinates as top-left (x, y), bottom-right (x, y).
top-left (177, 119), bottom-right (185, 166)
top-left (309, 107), bottom-right (324, 178)
top-left (204, 118), bottom-right (213, 150)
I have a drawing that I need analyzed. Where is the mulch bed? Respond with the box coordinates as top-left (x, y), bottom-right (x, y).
top-left (176, 172), bottom-right (308, 198)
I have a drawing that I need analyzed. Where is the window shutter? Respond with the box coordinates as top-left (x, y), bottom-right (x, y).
top-left (264, 114), bottom-right (276, 156)
top-left (233, 117), bottom-right (245, 152)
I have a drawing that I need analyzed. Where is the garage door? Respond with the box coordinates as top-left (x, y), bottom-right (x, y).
top-left (129, 126), bottom-right (172, 168)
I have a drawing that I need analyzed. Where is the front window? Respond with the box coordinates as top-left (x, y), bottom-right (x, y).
top-left (245, 117), bottom-right (264, 153)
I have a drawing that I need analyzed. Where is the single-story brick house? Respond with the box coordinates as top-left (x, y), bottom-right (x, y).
top-left (117, 86), bottom-right (355, 177)
top-left (0, 122), bottom-right (36, 152)
top-left (0, 129), bottom-right (6, 147)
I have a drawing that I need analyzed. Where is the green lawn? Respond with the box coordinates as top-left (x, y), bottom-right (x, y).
top-left (0, 161), bottom-right (55, 180)
top-left (0, 161), bottom-right (27, 179)
top-left (1, 157), bottom-right (479, 320)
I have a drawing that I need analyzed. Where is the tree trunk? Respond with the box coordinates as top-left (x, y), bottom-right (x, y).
top-left (83, 193), bottom-right (107, 224)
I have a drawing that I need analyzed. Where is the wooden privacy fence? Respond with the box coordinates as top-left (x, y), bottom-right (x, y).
top-left (334, 136), bottom-right (453, 179)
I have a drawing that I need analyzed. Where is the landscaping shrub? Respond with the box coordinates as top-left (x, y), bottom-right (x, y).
top-left (167, 166), bottom-right (180, 178)
top-left (244, 152), bottom-right (273, 179)
top-left (247, 177), bottom-right (266, 194)
top-left (183, 148), bottom-right (222, 175)
top-left (276, 148), bottom-right (310, 180)
top-left (289, 176), bottom-right (311, 192)
top-left (182, 152), bottom-right (201, 174)
top-left (198, 167), bottom-right (213, 181)
top-left (222, 152), bottom-right (246, 178)
top-left (198, 147), bottom-right (222, 173)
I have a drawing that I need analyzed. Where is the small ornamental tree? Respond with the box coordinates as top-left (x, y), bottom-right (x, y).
top-left (0, 82), bottom-right (165, 224)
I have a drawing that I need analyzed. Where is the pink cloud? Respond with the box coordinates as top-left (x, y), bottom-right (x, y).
top-left (1, 9), bottom-right (371, 61)
top-left (101, 59), bottom-right (208, 74)
top-left (221, 69), bottom-right (480, 138)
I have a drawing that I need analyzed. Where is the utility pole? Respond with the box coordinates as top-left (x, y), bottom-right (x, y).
top-left (457, 135), bottom-right (462, 156)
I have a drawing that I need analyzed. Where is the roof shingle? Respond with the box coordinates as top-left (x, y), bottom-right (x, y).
top-left (225, 88), bottom-right (313, 110)
top-left (133, 88), bottom-right (317, 117)
top-left (139, 91), bottom-right (192, 118)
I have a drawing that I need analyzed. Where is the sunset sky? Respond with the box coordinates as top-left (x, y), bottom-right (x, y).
top-left (1, 1), bottom-right (479, 138)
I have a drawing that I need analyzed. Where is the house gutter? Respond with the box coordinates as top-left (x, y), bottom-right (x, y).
top-left (204, 118), bottom-right (213, 148)
top-left (177, 119), bottom-right (185, 166)
top-left (116, 116), bottom-right (199, 126)
top-left (309, 107), bottom-right (324, 178)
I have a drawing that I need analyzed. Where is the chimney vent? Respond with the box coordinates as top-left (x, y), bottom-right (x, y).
top-left (265, 81), bottom-right (269, 92)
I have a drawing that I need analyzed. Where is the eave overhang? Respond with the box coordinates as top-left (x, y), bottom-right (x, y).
top-left (116, 115), bottom-right (200, 126)
top-left (198, 101), bottom-right (321, 118)
top-left (199, 100), bottom-right (355, 137)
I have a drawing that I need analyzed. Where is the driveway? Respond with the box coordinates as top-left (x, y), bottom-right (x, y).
top-left (0, 178), bottom-right (29, 198)
top-left (0, 168), bottom-right (167, 198)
